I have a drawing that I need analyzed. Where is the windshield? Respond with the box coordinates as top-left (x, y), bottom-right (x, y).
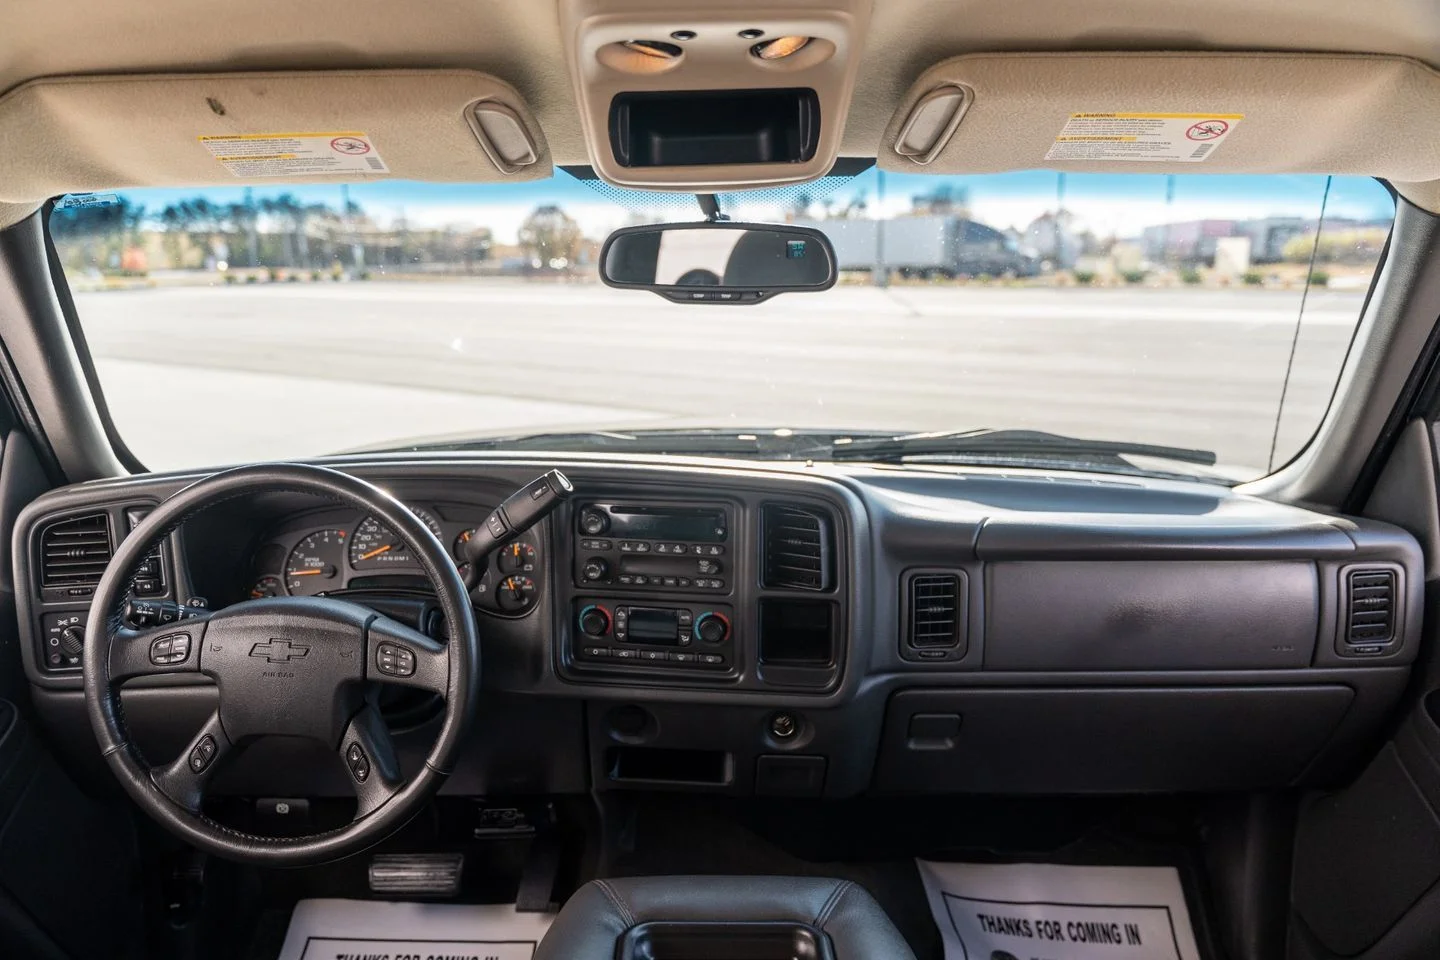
top-left (49, 170), bottom-right (1393, 480)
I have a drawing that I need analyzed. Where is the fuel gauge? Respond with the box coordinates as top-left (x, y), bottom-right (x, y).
top-left (495, 575), bottom-right (537, 612)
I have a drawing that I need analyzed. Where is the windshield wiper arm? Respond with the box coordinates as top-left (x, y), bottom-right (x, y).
top-left (820, 429), bottom-right (1217, 466)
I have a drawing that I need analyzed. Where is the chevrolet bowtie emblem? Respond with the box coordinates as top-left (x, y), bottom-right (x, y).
top-left (249, 639), bottom-right (311, 663)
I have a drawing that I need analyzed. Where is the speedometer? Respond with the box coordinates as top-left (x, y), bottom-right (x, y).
top-left (349, 507), bottom-right (444, 570)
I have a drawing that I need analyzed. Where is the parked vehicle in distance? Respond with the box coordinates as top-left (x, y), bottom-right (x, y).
top-left (796, 215), bottom-right (1042, 279)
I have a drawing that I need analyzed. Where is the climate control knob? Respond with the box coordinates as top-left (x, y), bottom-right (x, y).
top-left (582, 558), bottom-right (609, 582)
top-left (693, 612), bottom-right (729, 644)
top-left (579, 605), bottom-right (611, 637)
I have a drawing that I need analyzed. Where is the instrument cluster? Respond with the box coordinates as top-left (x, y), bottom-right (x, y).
top-left (247, 502), bottom-right (543, 615)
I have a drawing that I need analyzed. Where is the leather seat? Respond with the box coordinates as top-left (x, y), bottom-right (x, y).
top-left (535, 875), bottom-right (917, 959)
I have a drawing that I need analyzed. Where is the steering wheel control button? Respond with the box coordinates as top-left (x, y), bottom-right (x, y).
top-left (148, 632), bottom-right (192, 666)
top-left (346, 742), bottom-right (371, 782)
top-left (188, 735), bottom-right (218, 774)
top-left (375, 642), bottom-right (416, 678)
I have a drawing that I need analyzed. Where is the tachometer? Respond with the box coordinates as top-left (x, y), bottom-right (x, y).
top-left (285, 529), bottom-right (346, 595)
top-left (349, 507), bottom-right (444, 570)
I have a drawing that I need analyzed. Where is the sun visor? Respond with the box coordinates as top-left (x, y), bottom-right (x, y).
top-left (878, 52), bottom-right (1440, 185)
top-left (0, 69), bottom-right (551, 206)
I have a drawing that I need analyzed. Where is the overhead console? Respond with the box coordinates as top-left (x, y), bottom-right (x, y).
top-left (561, 0), bottom-right (870, 189)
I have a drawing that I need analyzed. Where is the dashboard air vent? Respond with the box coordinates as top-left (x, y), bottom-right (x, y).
top-left (907, 574), bottom-right (961, 648)
top-left (761, 505), bottom-right (833, 591)
top-left (1346, 569), bottom-right (1396, 647)
top-left (41, 513), bottom-right (112, 587)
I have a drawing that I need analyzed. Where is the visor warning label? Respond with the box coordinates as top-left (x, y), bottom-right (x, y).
top-left (199, 131), bottom-right (389, 178)
top-left (1044, 113), bottom-right (1243, 163)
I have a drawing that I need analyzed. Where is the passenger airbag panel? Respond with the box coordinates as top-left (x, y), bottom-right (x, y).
top-left (985, 560), bottom-right (1318, 670)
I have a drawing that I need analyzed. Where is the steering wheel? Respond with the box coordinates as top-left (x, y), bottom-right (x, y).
top-left (82, 463), bottom-right (480, 866)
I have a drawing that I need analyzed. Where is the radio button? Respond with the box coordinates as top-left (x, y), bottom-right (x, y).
top-left (633, 542), bottom-right (651, 553)
top-left (677, 610), bottom-right (694, 625)
top-left (618, 541), bottom-right (634, 552)
top-left (697, 559), bottom-right (722, 575)
top-left (618, 575), bottom-right (634, 585)
top-left (633, 575), bottom-right (649, 586)
top-left (580, 539), bottom-right (612, 551)
top-left (677, 577), bottom-right (693, 588)
top-left (662, 577), bottom-right (678, 588)
top-left (579, 509), bottom-right (609, 536)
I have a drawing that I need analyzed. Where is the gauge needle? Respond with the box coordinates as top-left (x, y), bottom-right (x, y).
top-left (290, 565), bottom-right (336, 577)
top-left (359, 544), bottom-right (393, 561)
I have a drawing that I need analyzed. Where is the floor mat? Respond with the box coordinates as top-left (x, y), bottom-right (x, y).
top-left (917, 861), bottom-right (1202, 960)
top-left (275, 899), bottom-right (553, 960)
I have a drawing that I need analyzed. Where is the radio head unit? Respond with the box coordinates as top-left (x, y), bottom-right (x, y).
top-left (575, 502), bottom-right (732, 593)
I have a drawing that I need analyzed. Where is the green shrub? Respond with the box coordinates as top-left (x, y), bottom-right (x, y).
top-left (1120, 270), bottom-right (1147, 285)
top-left (1242, 270), bottom-right (1264, 286)
top-left (1180, 268), bottom-right (1202, 285)
top-left (244, 274), bottom-right (257, 284)
top-left (223, 273), bottom-right (237, 285)
top-left (1073, 270), bottom-right (1096, 286)
top-left (1308, 270), bottom-right (1330, 287)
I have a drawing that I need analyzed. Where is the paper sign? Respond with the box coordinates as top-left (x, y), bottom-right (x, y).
top-left (277, 899), bottom-right (551, 960)
top-left (1044, 113), bottom-right (1242, 163)
top-left (199, 131), bottom-right (389, 178)
top-left (300, 937), bottom-right (535, 959)
top-left (917, 861), bottom-right (1202, 960)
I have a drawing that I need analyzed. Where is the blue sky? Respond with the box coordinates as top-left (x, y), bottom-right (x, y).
top-left (104, 170), bottom-right (1395, 244)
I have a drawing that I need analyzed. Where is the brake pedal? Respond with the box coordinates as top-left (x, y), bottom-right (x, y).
top-left (368, 853), bottom-right (464, 898)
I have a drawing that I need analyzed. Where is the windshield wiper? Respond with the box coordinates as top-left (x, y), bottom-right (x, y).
top-left (817, 429), bottom-right (1217, 468)
top-left (378, 427), bottom-right (867, 458)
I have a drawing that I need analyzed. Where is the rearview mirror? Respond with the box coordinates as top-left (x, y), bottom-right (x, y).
top-left (600, 222), bottom-right (837, 304)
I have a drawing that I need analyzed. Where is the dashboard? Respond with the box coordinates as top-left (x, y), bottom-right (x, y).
top-left (9, 455), bottom-right (1425, 802)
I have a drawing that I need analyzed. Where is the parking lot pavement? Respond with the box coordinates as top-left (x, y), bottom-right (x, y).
top-left (75, 281), bottom-right (1365, 474)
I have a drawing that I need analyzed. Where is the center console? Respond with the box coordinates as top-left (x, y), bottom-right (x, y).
top-left (557, 494), bottom-right (847, 692)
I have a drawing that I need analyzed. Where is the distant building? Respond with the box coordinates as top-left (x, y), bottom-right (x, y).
top-left (1140, 219), bottom-right (1238, 265)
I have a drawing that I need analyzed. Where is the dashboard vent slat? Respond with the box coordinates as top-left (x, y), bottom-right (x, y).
top-left (41, 513), bottom-right (112, 587)
top-left (761, 505), bottom-right (833, 591)
top-left (1346, 569), bottom-right (1396, 646)
top-left (907, 574), bottom-right (962, 649)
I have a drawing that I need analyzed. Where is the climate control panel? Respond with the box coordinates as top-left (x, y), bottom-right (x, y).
top-left (570, 599), bottom-right (735, 672)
